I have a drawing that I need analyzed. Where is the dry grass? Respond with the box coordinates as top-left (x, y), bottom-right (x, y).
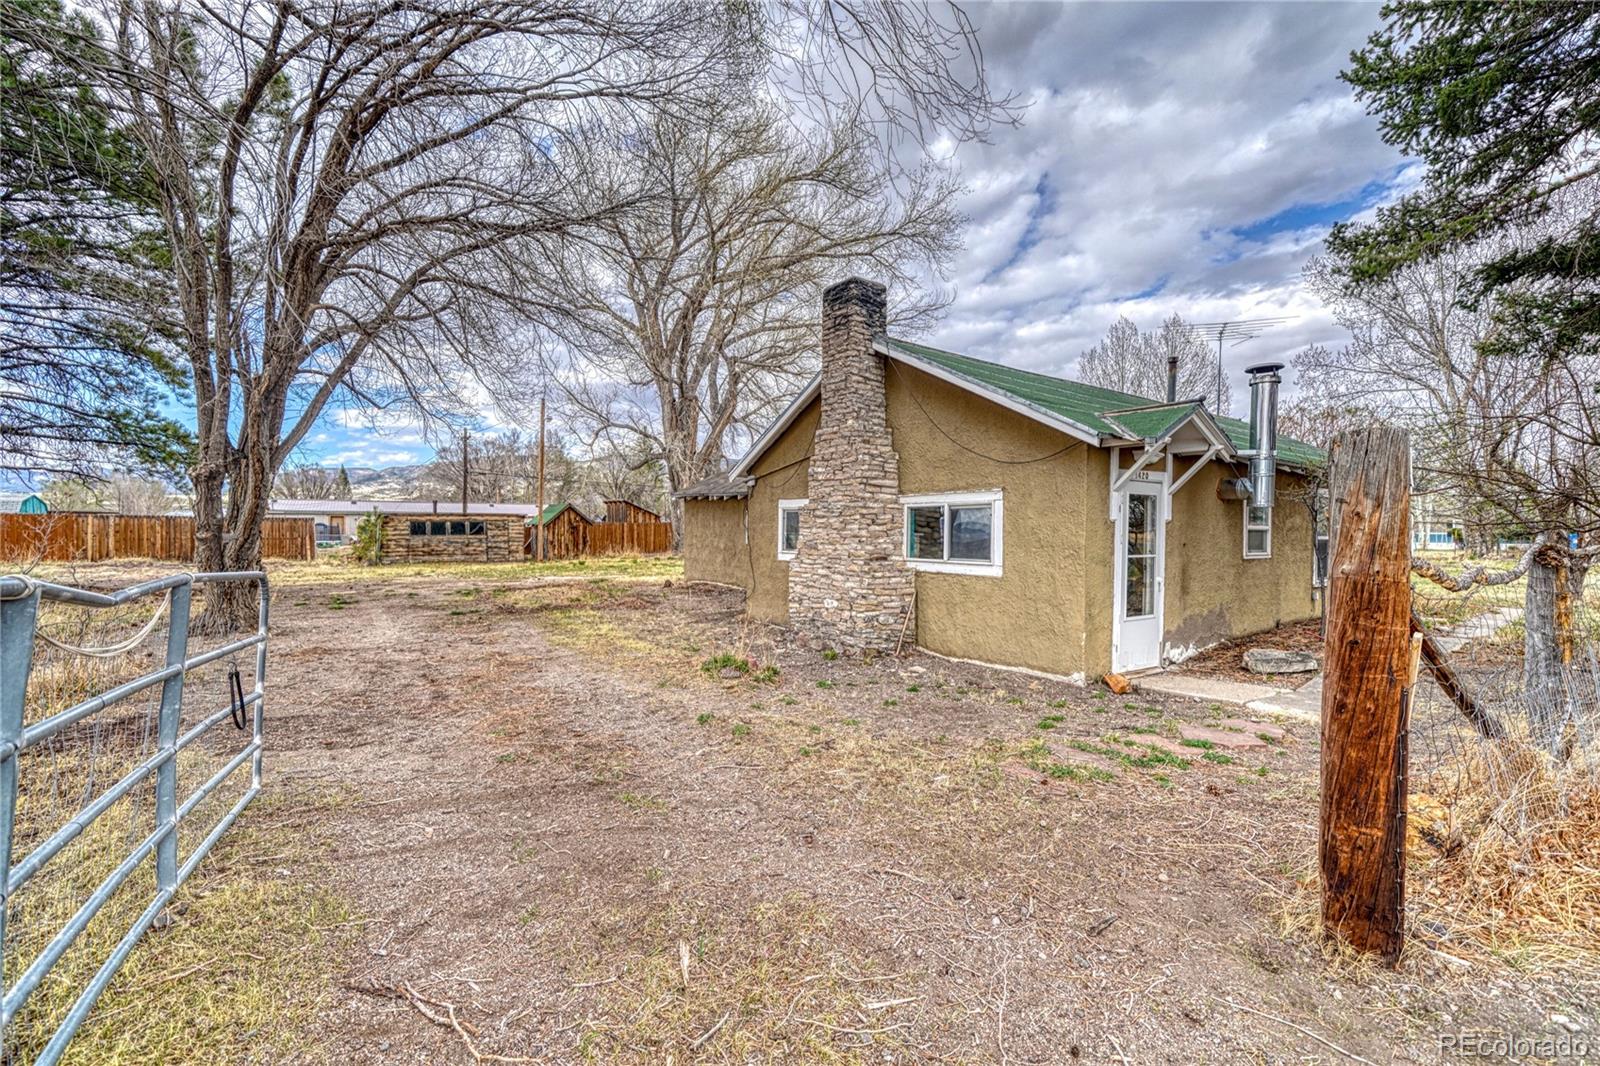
top-left (272, 553), bottom-right (683, 587)
top-left (553, 895), bottom-right (913, 1063)
top-left (5, 788), bottom-right (354, 1065)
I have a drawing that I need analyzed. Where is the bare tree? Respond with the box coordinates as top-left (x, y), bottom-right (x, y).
top-left (1304, 227), bottom-right (1600, 752)
top-left (88, 0), bottom-right (739, 625)
top-left (275, 463), bottom-right (344, 500)
top-left (110, 476), bottom-right (175, 514)
top-left (1076, 315), bottom-right (1231, 411)
top-left (534, 99), bottom-right (960, 534)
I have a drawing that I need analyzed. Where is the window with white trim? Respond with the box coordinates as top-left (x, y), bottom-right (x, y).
top-left (1244, 504), bottom-right (1272, 559)
top-left (777, 498), bottom-right (806, 559)
top-left (901, 490), bottom-right (1003, 576)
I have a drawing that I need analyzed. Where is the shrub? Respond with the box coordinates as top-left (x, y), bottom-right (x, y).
top-left (351, 510), bottom-right (384, 565)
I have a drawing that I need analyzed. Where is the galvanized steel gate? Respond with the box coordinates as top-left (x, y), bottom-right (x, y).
top-left (0, 571), bottom-right (268, 1063)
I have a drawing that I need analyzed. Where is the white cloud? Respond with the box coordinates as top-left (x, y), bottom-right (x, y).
top-left (906, 1), bottom-right (1406, 404)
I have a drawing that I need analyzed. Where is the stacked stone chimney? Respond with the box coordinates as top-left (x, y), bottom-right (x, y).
top-left (786, 278), bottom-right (916, 652)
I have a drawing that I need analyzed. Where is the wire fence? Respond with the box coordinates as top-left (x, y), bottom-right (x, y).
top-left (1406, 536), bottom-right (1600, 961)
top-left (0, 572), bottom-right (267, 1064)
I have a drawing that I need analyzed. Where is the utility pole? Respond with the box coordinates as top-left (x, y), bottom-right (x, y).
top-left (460, 428), bottom-right (469, 516)
top-left (1321, 426), bottom-right (1412, 962)
top-left (535, 394), bottom-right (547, 562)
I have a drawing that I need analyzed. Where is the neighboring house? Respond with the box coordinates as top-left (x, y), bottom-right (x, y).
top-left (677, 278), bottom-right (1324, 682)
top-left (602, 499), bottom-right (662, 524)
top-left (269, 498), bottom-right (544, 545)
top-left (526, 502), bottom-right (594, 558)
top-left (377, 513), bottom-right (524, 563)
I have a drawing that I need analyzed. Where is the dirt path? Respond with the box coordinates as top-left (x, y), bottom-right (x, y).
top-left (256, 572), bottom-right (1582, 1064)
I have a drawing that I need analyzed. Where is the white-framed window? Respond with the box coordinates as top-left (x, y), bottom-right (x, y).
top-left (777, 498), bottom-right (807, 560)
top-left (901, 490), bottom-right (1003, 576)
top-left (1244, 503), bottom-right (1272, 559)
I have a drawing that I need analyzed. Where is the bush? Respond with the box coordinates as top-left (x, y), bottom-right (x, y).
top-left (351, 510), bottom-right (384, 565)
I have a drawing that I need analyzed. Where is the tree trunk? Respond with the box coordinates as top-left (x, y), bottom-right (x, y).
top-left (1524, 534), bottom-right (1577, 755)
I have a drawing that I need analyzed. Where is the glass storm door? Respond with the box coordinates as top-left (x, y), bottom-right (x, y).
top-left (1114, 484), bottom-right (1164, 672)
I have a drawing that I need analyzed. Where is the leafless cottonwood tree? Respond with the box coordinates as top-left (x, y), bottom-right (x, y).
top-left (1304, 227), bottom-right (1600, 752)
top-left (69, 0), bottom-right (1011, 624)
top-left (1075, 315), bottom-right (1231, 411)
top-left (83, 1), bottom-right (743, 625)
top-left (532, 99), bottom-right (961, 533)
top-left (274, 462), bottom-right (346, 500)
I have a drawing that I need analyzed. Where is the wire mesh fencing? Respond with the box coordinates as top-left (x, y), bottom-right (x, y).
top-left (0, 572), bottom-right (267, 1065)
top-left (1406, 536), bottom-right (1600, 961)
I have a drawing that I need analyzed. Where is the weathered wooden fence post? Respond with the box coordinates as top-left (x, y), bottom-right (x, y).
top-left (1321, 426), bottom-right (1411, 961)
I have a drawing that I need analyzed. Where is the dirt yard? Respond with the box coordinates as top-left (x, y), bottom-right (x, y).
top-left (51, 559), bottom-right (1597, 1063)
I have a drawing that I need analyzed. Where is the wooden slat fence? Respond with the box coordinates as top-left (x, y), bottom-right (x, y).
top-left (0, 513), bottom-right (316, 563)
top-left (524, 520), bottom-right (674, 560)
top-left (588, 521), bottom-right (674, 556)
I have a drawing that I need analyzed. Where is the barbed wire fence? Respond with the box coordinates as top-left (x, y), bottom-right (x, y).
top-left (1405, 533), bottom-right (1600, 962)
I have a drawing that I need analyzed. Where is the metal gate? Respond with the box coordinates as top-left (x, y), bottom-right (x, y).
top-left (0, 571), bottom-right (268, 1063)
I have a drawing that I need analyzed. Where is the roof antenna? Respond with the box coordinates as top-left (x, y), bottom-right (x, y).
top-left (1172, 318), bottom-right (1295, 415)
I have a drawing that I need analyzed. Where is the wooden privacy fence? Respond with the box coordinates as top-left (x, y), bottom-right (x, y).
top-left (525, 520), bottom-right (674, 559)
top-left (0, 513), bottom-right (316, 562)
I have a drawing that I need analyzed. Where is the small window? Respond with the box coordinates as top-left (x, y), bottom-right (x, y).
top-left (468, 520), bottom-right (486, 536)
top-left (409, 520), bottom-right (428, 536)
top-left (429, 520), bottom-right (447, 536)
top-left (901, 491), bottom-right (1003, 576)
top-left (1244, 504), bottom-right (1272, 559)
top-left (777, 499), bottom-right (806, 560)
top-left (449, 520), bottom-right (467, 536)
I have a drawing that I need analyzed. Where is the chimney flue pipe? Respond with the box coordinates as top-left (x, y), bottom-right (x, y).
top-left (1166, 355), bottom-right (1179, 403)
top-left (1245, 361), bottom-right (1284, 509)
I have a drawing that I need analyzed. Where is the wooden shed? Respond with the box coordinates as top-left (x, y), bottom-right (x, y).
top-left (527, 503), bottom-right (593, 559)
top-left (603, 498), bottom-right (662, 524)
top-left (379, 513), bottom-right (521, 563)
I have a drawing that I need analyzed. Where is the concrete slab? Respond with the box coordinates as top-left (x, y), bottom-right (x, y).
top-left (1135, 670), bottom-right (1322, 725)
top-left (1133, 672), bottom-right (1281, 705)
top-left (1246, 676), bottom-right (1322, 723)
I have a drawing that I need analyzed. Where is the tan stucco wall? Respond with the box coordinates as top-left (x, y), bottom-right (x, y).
top-left (679, 357), bottom-right (1318, 678)
top-left (884, 364), bottom-right (1095, 677)
top-left (681, 498), bottom-right (747, 587)
top-left (743, 399), bottom-right (818, 622)
top-left (681, 399), bottom-right (820, 618)
top-left (1159, 457), bottom-right (1318, 660)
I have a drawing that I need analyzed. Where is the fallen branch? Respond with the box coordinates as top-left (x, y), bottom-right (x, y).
top-left (1212, 996), bottom-right (1378, 1065)
top-left (1411, 610), bottom-right (1506, 740)
top-left (689, 1010), bottom-right (730, 1050)
top-left (347, 981), bottom-right (539, 1064)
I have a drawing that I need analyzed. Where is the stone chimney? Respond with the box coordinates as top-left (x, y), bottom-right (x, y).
top-left (786, 278), bottom-right (915, 652)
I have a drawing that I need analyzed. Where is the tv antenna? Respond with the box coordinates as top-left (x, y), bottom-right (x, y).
top-left (1175, 318), bottom-right (1295, 415)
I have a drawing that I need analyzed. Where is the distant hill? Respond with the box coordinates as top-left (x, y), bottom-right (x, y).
top-left (343, 464), bottom-right (426, 498)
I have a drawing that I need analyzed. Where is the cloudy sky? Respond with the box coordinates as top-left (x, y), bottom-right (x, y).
top-left (294, 1), bottom-right (1409, 470)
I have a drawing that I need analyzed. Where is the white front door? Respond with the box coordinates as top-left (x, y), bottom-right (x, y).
top-left (1113, 479), bottom-right (1165, 672)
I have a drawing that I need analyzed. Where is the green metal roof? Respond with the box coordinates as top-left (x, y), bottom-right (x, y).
top-left (883, 337), bottom-right (1325, 469)
top-left (18, 493), bottom-right (48, 514)
top-left (530, 502), bottom-right (589, 525)
top-left (1100, 402), bottom-right (1208, 442)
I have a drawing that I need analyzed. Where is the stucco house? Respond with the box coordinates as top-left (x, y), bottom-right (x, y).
top-left (677, 278), bottom-right (1325, 682)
